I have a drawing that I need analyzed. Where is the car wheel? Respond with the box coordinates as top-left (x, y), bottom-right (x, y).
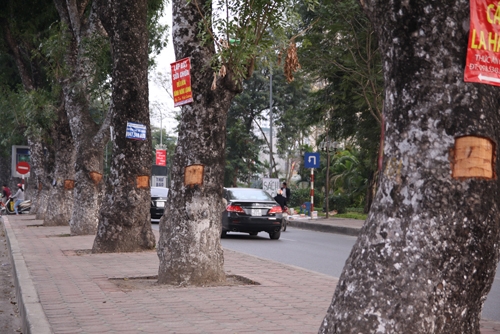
top-left (249, 232), bottom-right (258, 236)
top-left (221, 230), bottom-right (228, 238)
top-left (269, 230), bottom-right (281, 240)
top-left (282, 220), bottom-right (287, 232)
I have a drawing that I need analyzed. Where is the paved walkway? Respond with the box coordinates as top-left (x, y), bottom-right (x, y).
top-left (286, 215), bottom-right (364, 236)
top-left (2, 214), bottom-right (500, 333)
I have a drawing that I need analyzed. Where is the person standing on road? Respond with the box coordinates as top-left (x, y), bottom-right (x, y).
top-left (2, 184), bottom-right (11, 205)
top-left (281, 182), bottom-right (291, 206)
top-left (10, 184), bottom-right (24, 215)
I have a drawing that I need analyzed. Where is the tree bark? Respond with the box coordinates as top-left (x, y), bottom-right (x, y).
top-left (27, 136), bottom-right (53, 219)
top-left (320, 1), bottom-right (500, 333)
top-left (53, 0), bottom-right (110, 235)
top-left (92, 0), bottom-right (155, 252)
top-left (1, 14), bottom-right (74, 222)
top-left (43, 104), bottom-right (75, 226)
top-left (156, 0), bottom-right (238, 285)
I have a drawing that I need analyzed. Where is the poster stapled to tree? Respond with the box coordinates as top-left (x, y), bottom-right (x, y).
top-left (171, 58), bottom-right (193, 106)
top-left (464, 0), bottom-right (500, 86)
top-left (156, 150), bottom-right (166, 166)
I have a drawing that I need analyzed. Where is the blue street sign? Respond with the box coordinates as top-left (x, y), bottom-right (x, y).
top-left (304, 152), bottom-right (320, 168)
top-left (126, 122), bottom-right (147, 140)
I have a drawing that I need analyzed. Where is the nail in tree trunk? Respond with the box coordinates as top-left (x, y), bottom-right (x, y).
top-left (319, 1), bottom-right (500, 333)
top-left (92, 0), bottom-right (155, 252)
top-left (156, 0), bottom-right (238, 285)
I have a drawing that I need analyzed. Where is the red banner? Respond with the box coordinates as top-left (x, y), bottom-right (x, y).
top-left (156, 150), bottom-right (167, 166)
top-left (171, 58), bottom-right (193, 107)
top-left (465, 0), bottom-right (500, 86)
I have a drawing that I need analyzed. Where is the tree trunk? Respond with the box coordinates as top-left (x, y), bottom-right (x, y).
top-left (27, 136), bottom-right (53, 218)
top-left (92, 0), bottom-right (155, 252)
top-left (1, 15), bottom-right (63, 220)
top-left (156, 0), bottom-right (238, 285)
top-left (363, 170), bottom-right (376, 214)
top-left (43, 105), bottom-right (75, 226)
top-left (53, 0), bottom-right (110, 235)
top-left (320, 2), bottom-right (500, 333)
top-left (0, 153), bottom-right (11, 189)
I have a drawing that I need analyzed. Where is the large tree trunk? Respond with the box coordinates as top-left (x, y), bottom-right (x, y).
top-left (43, 104), bottom-right (75, 226)
top-left (320, 2), bottom-right (500, 333)
top-left (92, 0), bottom-right (155, 252)
top-left (53, 0), bottom-right (110, 235)
top-left (156, 0), bottom-right (237, 285)
top-left (27, 136), bottom-right (53, 219)
top-left (2, 11), bottom-right (75, 223)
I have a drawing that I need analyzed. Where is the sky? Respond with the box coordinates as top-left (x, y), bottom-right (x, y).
top-left (148, 3), bottom-right (178, 134)
top-left (147, 3), bottom-right (272, 134)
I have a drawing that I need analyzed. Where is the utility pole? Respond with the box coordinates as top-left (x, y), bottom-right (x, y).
top-left (269, 70), bottom-right (273, 178)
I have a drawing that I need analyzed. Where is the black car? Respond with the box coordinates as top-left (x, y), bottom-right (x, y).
top-left (151, 187), bottom-right (169, 223)
top-left (222, 188), bottom-right (284, 240)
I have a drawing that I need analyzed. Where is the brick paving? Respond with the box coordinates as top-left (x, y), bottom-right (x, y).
top-left (3, 214), bottom-right (500, 333)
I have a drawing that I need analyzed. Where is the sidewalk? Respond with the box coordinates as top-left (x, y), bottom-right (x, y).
top-left (3, 214), bottom-right (500, 334)
top-left (286, 215), bottom-right (364, 236)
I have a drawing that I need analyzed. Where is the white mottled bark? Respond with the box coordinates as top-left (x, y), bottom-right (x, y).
top-left (27, 137), bottom-right (49, 217)
top-left (320, 2), bottom-right (500, 333)
top-left (43, 107), bottom-right (75, 226)
top-left (53, 0), bottom-right (109, 235)
top-left (156, 0), bottom-right (238, 285)
top-left (92, 0), bottom-right (155, 252)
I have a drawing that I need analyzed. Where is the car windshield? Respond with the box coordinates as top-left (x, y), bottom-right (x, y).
top-left (151, 187), bottom-right (169, 198)
top-left (226, 188), bottom-right (274, 201)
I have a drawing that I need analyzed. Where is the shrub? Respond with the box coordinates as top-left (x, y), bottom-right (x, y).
top-left (289, 188), bottom-right (310, 207)
top-left (289, 187), bottom-right (324, 210)
top-left (346, 207), bottom-right (364, 214)
top-left (327, 194), bottom-right (351, 214)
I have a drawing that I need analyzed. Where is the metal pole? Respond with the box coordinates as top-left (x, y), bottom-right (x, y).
top-left (269, 71), bottom-right (273, 178)
top-left (160, 113), bottom-right (163, 146)
top-left (325, 143), bottom-right (330, 218)
top-left (310, 168), bottom-right (314, 217)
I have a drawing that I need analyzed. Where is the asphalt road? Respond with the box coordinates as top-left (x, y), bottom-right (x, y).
top-left (151, 224), bottom-right (500, 322)
top-left (221, 227), bottom-right (357, 278)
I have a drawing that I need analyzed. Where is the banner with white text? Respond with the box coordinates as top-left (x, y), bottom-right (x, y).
top-left (465, 0), bottom-right (500, 86)
top-left (171, 58), bottom-right (193, 107)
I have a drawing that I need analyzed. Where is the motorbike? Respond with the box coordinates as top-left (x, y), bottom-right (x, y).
top-left (0, 195), bottom-right (31, 215)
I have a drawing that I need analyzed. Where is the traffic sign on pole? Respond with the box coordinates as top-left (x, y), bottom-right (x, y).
top-left (304, 152), bottom-right (320, 168)
top-left (16, 161), bottom-right (30, 175)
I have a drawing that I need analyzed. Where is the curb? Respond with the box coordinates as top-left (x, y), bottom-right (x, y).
top-left (1, 216), bottom-right (53, 334)
top-left (286, 219), bottom-right (360, 236)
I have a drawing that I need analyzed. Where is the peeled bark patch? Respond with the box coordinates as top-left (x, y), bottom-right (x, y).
top-left (184, 164), bottom-right (204, 187)
top-left (136, 176), bottom-right (149, 188)
top-left (452, 136), bottom-right (495, 179)
top-left (89, 172), bottom-right (103, 185)
top-left (64, 180), bottom-right (75, 190)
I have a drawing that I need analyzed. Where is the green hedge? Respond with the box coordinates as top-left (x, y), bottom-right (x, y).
top-left (289, 187), bottom-right (324, 208)
top-left (327, 194), bottom-right (351, 214)
top-left (346, 207), bottom-right (365, 214)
